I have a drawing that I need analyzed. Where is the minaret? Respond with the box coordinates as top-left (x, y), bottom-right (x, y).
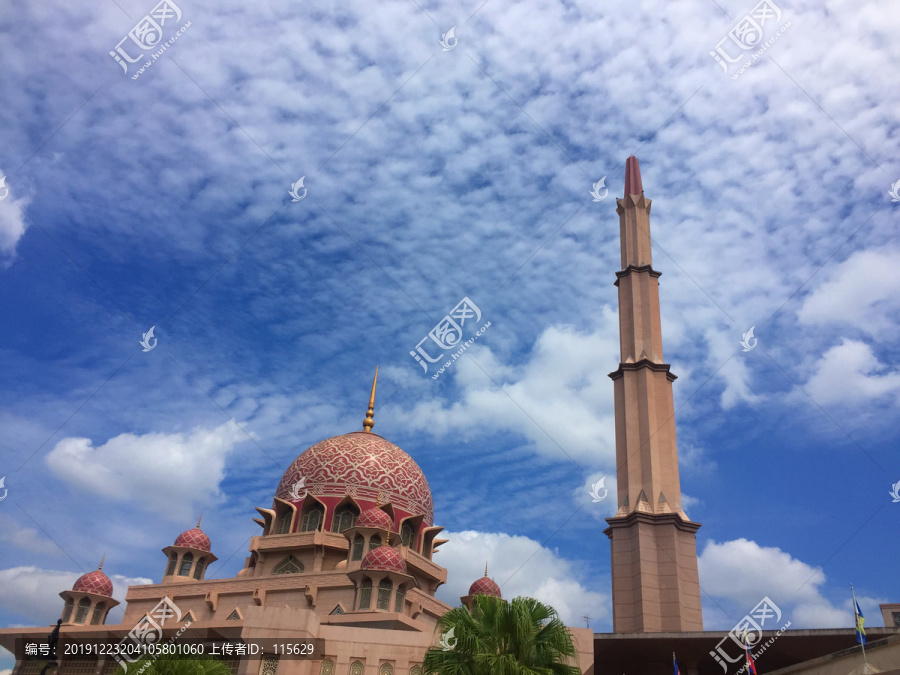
top-left (603, 156), bottom-right (703, 633)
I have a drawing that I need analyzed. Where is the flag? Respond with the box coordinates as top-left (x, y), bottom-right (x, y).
top-left (855, 599), bottom-right (867, 645)
top-left (673, 652), bottom-right (680, 675)
top-left (744, 636), bottom-right (758, 675)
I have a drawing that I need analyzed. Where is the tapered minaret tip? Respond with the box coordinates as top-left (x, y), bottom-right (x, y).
top-left (624, 155), bottom-right (643, 197)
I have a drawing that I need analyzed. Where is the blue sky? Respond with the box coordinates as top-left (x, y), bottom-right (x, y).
top-left (1, 0), bottom-right (899, 666)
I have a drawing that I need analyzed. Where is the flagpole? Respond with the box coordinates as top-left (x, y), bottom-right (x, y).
top-left (852, 583), bottom-right (868, 665)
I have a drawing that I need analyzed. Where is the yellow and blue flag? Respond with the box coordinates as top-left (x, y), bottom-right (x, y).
top-left (855, 600), bottom-right (867, 645)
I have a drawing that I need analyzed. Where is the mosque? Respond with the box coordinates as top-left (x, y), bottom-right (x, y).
top-left (2, 158), bottom-right (899, 675)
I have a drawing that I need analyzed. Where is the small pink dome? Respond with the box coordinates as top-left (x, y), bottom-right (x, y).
top-left (361, 546), bottom-right (407, 574)
top-left (356, 507), bottom-right (394, 531)
top-left (468, 576), bottom-right (501, 598)
top-left (174, 528), bottom-right (211, 552)
top-left (73, 570), bottom-right (113, 597)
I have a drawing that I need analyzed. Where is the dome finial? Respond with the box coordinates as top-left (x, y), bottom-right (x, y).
top-left (363, 367), bottom-right (378, 432)
top-left (99, 554), bottom-right (105, 571)
top-left (197, 513), bottom-right (202, 529)
top-left (485, 561), bottom-right (488, 577)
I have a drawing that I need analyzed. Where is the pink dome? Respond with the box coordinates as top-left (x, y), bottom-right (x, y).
top-left (73, 570), bottom-right (113, 597)
top-left (361, 546), bottom-right (407, 574)
top-left (275, 432), bottom-right (434, 525)
top-left (468, 576), bottom-right (502, 598)
top-left (356, 507), bottom-right (394, 530)
top-left (174, 528), bottom-right (211, 552)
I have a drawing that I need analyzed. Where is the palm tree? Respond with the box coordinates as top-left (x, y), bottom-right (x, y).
top-left (113, 651), bottom-right (233, 675)
top-left (424, 595), bottom-right (581, 675)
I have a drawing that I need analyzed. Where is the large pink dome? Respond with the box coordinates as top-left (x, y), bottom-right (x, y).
top-left (174, 528), bottom-right (211, 552)
top-left (73, 570), bottom-right (113, 597)
top-left (468, 576), bottom-right (502, 598)
top-left (275, 432), bottom-right (434, 525)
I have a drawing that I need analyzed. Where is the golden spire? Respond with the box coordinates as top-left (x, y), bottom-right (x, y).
top-left (99, 554), bottom-right (105, 571)
top-left (197, 514), bottom-right (202, 529)
top-left (363, 367), bottom-right (378, 432)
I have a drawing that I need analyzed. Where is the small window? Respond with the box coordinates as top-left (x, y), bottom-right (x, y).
top-left (273, 555), bottom-right (304, 575)
top-left (193, 557), bottom-right (205, 580)
top-left (377, 579), bottom-right (392, 610)
top-left (369, 534), bottom-right (381, 551)
top-left (394, 587), bottom-right (406, 613)
top-left (179, 552), bottom-right (194, 576)
top-left (350, 662), bottom-right (364, 675)
top-left (276, 510), bottom-right (292, 535)
top-left (166, 552), bottom-right (178, 576)
top-left (183, 612), bottom-right (195, 623)
top-left (226, 609), bottom-right (241, 620)
top-left (401, 522), bottom-right (415, 548)
top-left (331, 506), bottom-right (357, 533)
top-left (319, 660), bottom-right (334, 675)
top-left (74, 597), bottom-right (91, 624)
top-left (330, 605), bottom-right (344, 615)
top-left (301, 504), bottom-right (324, 532)
top-left (351, 535), bottom-right (364, 561)
top-left (91, 601), bottom-right (106, 625)
top-left (259, 655), bottom-right (279, 675)
top-left (359, 579), bottom-right (372, 609)
top-left (410, 667), bottom-right (423, 675)
top-left (61, 598), bottom-right (74, 623)
top-left (380, 664), bottom-right (393, 675)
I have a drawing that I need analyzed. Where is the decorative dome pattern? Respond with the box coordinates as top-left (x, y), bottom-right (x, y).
top-left (468, 576), bottom-right (501, 598)
top-left (73, 570), bottom-right (113, 597)
top-left (356, 507), bottom-right (394, 530)
top-left (174, 528), bottom-right (211, 552)
top-left (275, 432), bottom-right (434, 525)
top-left (361, 546), bottom-right (408, 574)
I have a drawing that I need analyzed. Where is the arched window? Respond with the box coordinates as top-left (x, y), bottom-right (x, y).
top-left (166, 552), bottom-right (178, 576)
top-left (74, 597), bottom-right (91, 624)
top-left (351, 535), bottom-right (364, 561)
top-left (369, 534), bottom-right (381, 551)
top-left (319, 659), bottom-right (334, 675)
top-left (61, 597), bottom-right (74, 623)
top-left (358, 578), bottom-right (372, 609)
top-left (193, 557), bottom-right (205, 580)
top-left (377, 579), bottom-right (392, 610)
top-left (401, 522), bottom-right (415, 548)
top-left (276, 510), bottom-right (292, 534)
top-left (179, 552), bottom-right (193, 576)
top-left (273, 555), bottom-right (304, 575)
top-left (331, 505), bottom-right (357, 533)
top-left (301, 504), bottom-right (324, 532)
top-left (410, 667), bottom-right (423, 675)
top-left (91, 601), bottom-right (106, 625)
top-left (379, 665), bottom-right (393, 675)
top-left (394, 586), bottom-right (406, 613)
top-left (349, 662), bottom-right (364, 675)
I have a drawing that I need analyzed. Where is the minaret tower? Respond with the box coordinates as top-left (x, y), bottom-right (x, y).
top-left (603, 156), bottom-right (703, 633)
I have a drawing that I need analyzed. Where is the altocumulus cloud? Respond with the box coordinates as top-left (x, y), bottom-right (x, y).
top-left (45, 423), bottom-right (250, 520)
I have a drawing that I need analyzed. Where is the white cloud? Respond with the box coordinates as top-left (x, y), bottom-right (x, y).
top-left (803, 339), bottom-right (900, 406)
top-left (699, 538), bottom-right (847, 629)
top-left (0, 515), bottom-right (62, 556)
top-left (798, 247), bottom-right (900, 340)
top-left (45, 423), bottom-right (249, 520)
top-left (0, 172), bottom-right (30, 265)
top-left (0, 566), bottom-right (151, 626)
top-left (434, 530), bottom-right (609, 628)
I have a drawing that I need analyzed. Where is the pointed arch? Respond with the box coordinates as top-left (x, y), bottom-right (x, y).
top-left (166, 552), bottom-right (178, 576)
top-left (61, 597), bottom-right (74, 623)
top-left (369, 534), bottom-right (382, 551)
top-left (90, 601), bottom-right (106, 625)
top-left (351, 535), bottom-right (364, 561)
top-left (74, 597), bottom-right (91, 624)
top-left (398, 515), bottom-right (423, 551)
top-left (318, 660), bottom-right (334, 675)
top-left (272, 497), bottom-right (298, 535)
top-left (349, 662), bottom-right (364, 675)
top-left (272, 555), bottom-right (304, 575)
top-left (329, 496), bottom-right (361, 533)
top-left (377, 578), bottom-right (392, 610)
top-left (179, 552), bottom-right (194, 576)
top-left (358, 578), bottom-right (372, 609)
top-left (379, 664), bottom-right (393, 675)
top-left (193, 557), bottom-right (206, 580)
top-left (409, 667), bottom-right (422, 675)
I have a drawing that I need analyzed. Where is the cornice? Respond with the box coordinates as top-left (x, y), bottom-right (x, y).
top-left (602, 510), bottom-right (702, 537)
top-left (608, 360), bottom-right (677, 382)
top-left (613, 264), bottom-right (662, 286)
